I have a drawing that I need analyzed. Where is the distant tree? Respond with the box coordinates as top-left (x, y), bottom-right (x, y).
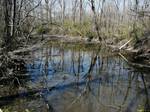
top-left (72, 0), bottom-right (78, 23)
top-left (89, 0), bottom-right (103, 42)
top-left (79, 0), bottom-right (83, 24)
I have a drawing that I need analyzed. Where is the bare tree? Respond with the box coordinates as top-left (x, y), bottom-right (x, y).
top-left (58, 0), bottom-right (65, 24)
top-left (1, 0), bottom-right (42, 50)
top-left (45, 0), bottom-right (49, 22)
top-left (79, 0), bottom-right (83, 24)
top-left (89, 0), bottom-right (103, 42)
top-left (72, 0), bottom-right (78, 23)
top-left (2, 0), bottom-right (12, 50)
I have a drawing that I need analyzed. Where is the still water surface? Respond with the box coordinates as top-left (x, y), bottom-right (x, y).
top-left (0, 41), bottom-right (150, 112)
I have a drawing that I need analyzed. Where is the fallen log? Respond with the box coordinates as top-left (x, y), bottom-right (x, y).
top-left (119, 53), bottom-right (150, 70)
top-left (0, 77), bottom-right (101, 107)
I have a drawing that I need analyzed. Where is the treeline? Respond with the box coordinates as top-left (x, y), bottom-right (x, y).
top-left (35, 0), bottom-right (150, 41)
top-left (0, 0), bottom-right (150, 50)
top-left (0, 0), bottom-right (42, 50)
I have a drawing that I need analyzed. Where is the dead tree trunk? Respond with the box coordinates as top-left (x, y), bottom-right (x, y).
top-left (90, 0), bottom-right (103, 42)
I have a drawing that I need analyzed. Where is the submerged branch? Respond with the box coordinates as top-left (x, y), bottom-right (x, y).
top-left (0, 77), bottom-right (101, 107)
top-left (119, 53), bottom-right (150, 69)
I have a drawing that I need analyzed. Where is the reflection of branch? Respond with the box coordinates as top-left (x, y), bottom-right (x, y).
top-left (65, 78), bottom-right (92, 111)
top-left (91, 90), bottom-right (122, 110)
top-left (83, 46), bottom-right (101, 78)
top-left (119, 53), bottom-right (128, 62)
top-left (141, 73), bottom-right (150, 111)
top-left (71, 50), bottom-right (77, 76)
top-left (0, 77), bottom-right (101, 107)
top-left (65, 89), bottom-right (84, 110)
top-left (121, 72), bottom-right (134, 106)
top-left (83, 54), bottom-right (97, 79)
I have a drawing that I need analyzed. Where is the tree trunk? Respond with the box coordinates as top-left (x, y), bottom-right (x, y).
top-left (62, 0), bottom-right (65, 24)
top-left (72, 0), bottom-right (77, 24)
top-left (79, 0), bottom-right (83, 24)
top-left (2, 0), bottom-right (12, 50)
top-left (90, 0), bottom-right (103, 41)
top-left (11, 0), bottom-right (16, 38)
top-left (45, 0), bottom-right (49, 22)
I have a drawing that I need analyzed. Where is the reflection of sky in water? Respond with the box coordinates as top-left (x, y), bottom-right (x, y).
top-left (2, 43), bottom-right (149, 112)
top-left (26, 45), bottom-right (133, 83)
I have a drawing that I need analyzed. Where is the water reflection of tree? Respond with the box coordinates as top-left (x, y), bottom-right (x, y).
top-left (71, 48), bottom-right (76, 75)
top-left (16, 43), bottom-right (149, 112)
top-left (141, 73), bottom-right (150, 112)
top-left (41, 46), bottom-right (55, 112)
top-left (83, 47), bottom-right (100, 80)
top-left (65, 47), bottom-right (150, 112)
top-left (64, 46), bottom-right (101, 111)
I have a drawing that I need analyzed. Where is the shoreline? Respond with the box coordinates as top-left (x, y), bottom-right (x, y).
top-left (1, 34), bottom-right (149, 70)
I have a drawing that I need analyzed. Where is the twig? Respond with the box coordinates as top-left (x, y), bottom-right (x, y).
top-left (119, 53), bottom-right (128, 62)
top-left (119, 53), bottom-right (150, 69)
top-left (119, 38), bottom-right (133, 50)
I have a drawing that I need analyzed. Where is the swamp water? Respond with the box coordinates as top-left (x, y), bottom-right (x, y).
top-left (0, 41), bottom-right (150, 112)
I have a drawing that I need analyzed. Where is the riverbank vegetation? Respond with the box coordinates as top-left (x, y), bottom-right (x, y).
top-left (0, 0), bottom-right (150, 47)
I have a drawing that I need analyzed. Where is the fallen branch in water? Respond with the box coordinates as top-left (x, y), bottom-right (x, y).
top-left (0, 77), bottom-right (101, 107)
top-left (119, 53), bottom-right (150, 69)
top-left (119, 38), bottom-right (133, 50)
top-left (119, 53), bottom-right (128, 62)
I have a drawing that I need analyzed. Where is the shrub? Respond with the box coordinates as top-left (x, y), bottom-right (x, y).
top-left (62, 20), bottom-right (93, 37)
top-left (86, 31), bottom-right (97, 42)
top-left (36, 25), bottom-right (50, 34)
